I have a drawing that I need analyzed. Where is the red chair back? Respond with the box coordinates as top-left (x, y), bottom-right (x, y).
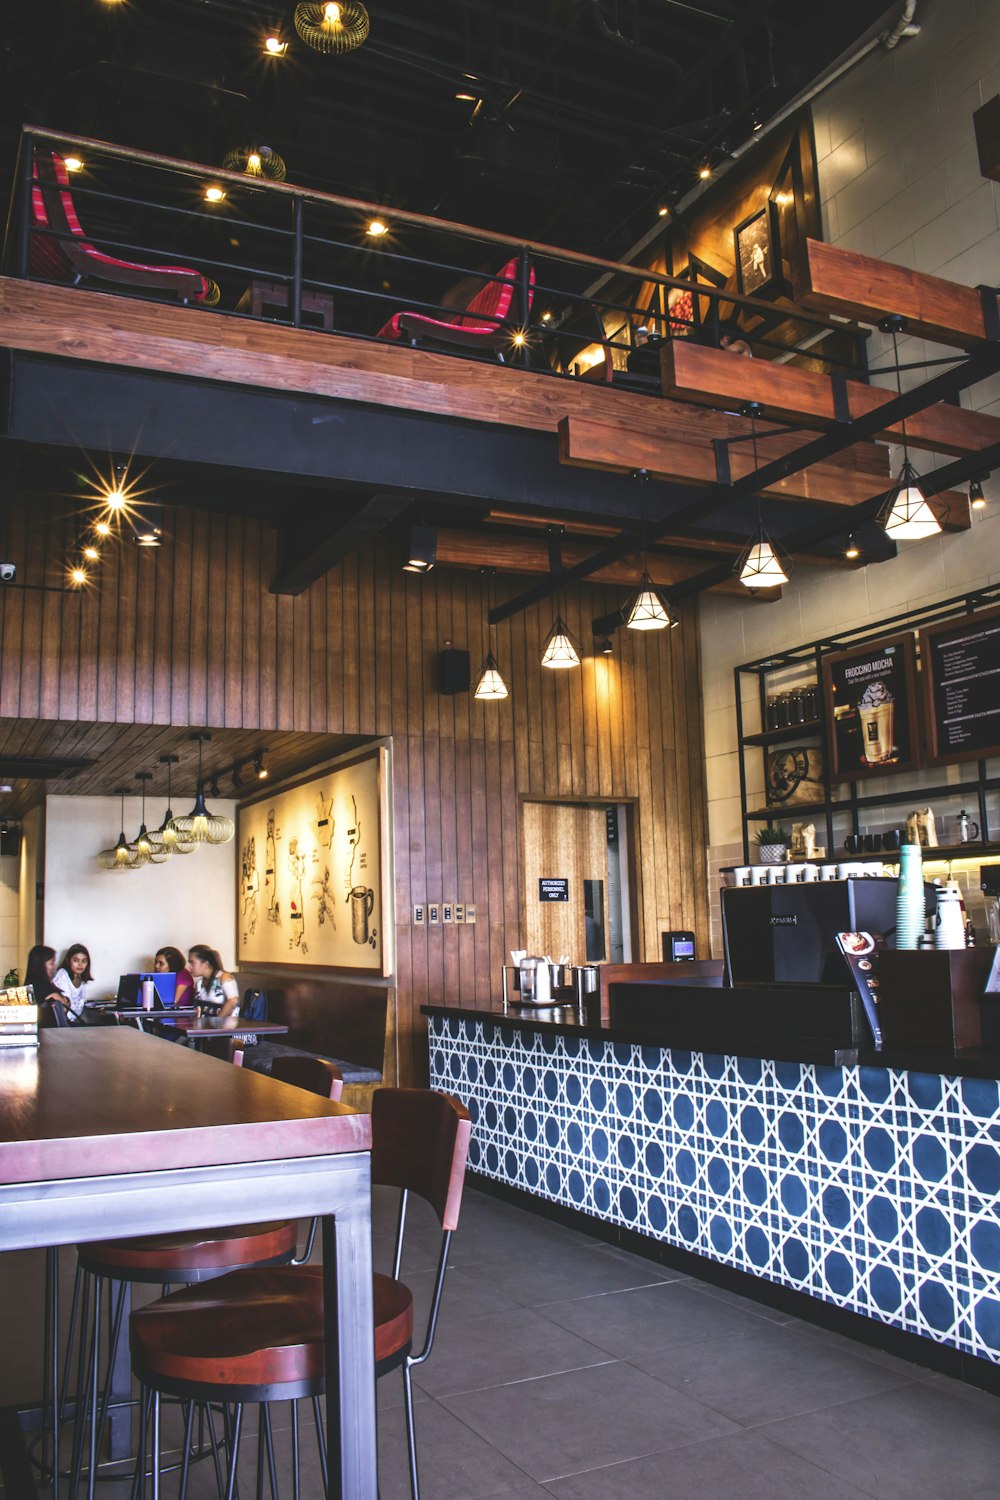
top-left (371, 1088), bottom-right (471, 1232)
top-left (454, 257), bottom-right (534, 330)
top-left (269, 1054), bottom-right (344, 1102)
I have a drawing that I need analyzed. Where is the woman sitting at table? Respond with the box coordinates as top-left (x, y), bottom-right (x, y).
top-left (187, 944), bottom-right (240, 1018)
top-left (25, 945), bottom-right (69, 1011)
top-left (53, 943), bottom-right (92, 1019)
top-left (154, 945), bottom-right (195, 1007)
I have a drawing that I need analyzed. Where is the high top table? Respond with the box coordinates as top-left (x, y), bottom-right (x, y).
top-left (0, 1028), bottom-right (377, 1499)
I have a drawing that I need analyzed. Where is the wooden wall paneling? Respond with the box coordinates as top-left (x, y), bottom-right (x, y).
top-left (257, 519), bottom-right (277, 731)
top-left (150, 510), bottom-right (174, 725)
top-left (223, 515), bottom-right (244, 728)
top-left (291, 564), bottom-right (310, 734)
top-left (567, 588), bottom-right (587, 798)
top-left (205, 511), bottom-right (231, 729)
top-left (112, 524), bottom-right (138, 724)
top-left (274, 586), bottom-right (294, 731)
top-left (240, 517), bottom-right (261, 730)
top-left (307, 569), bottom-right (326, 733)
top-left (186, 509), bottom-right (209, 728)
top-left (0, 505), bottom-right (25, 717)
top-left (339, 552), bottom-right (360, 735)
top-left (167, 509), bottom-right (190, 726)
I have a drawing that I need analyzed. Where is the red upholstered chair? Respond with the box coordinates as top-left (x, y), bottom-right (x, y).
top-left (29, 149), bottom-right (219, 306)
top-left (269, 1054), bottom-right (344, 1100)
top-left (129, 1088), bottom-right (472, 1500)
top-left (377, 256), bottom-right (533, 360)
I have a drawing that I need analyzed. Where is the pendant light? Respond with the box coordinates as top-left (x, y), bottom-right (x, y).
top-left (540, 528), bottom-right (581, 669)
top-left (735, 404), bottom-right (792, 590)
top-left (133, 771), bottom-right (169, 864)
top-left (877, 316), bottom-right (945, 541)
top-left (171, 734), bottom-right (235, 846)
top-left (157, 754), bottom-right (197, 855)
top-left (474, 568), bottom-right (509, 700)
top-left (294, 0), bottom-right (370, 54)
top-left (97, 788), bottom-right (140, 871)
top-left (625, 471), bottom-right (678, 629)
top-left (540, 615), bottom-right (581, 669)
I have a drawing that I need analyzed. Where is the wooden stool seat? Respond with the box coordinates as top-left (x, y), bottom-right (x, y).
top-left (130, 1264), bottom-right (414, 1392)
top-left (78, 1221), bottom-right (298, 1279)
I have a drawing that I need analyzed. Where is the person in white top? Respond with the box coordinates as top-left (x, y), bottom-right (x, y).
top-left (52, 943), bottom-right (92, 1019)
top-left (187, 944), bottom-right (240, 1019)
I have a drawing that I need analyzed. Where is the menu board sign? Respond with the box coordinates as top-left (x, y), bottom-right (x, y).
top-left (822, 632), bottom-right (920, 779)
top-left (920, 603), bottom-right (1000, 767)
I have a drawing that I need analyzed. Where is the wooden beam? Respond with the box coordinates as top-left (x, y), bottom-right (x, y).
top-left (434, 528), bottom-right (755, 595)
top-left (0, 279), bottom-right (889, 509)
top-left (799, 238), bottom-right (990, 349)
top-left (558, 416), bottom-right (971, 530)
top-left (271, 492), bottom-right (410, 594)
top-left (661, 339), bottom-right (1000, 458)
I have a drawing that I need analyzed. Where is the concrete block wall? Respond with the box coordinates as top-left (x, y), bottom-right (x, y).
top-left (701, 0), bottom-right (1000, 956)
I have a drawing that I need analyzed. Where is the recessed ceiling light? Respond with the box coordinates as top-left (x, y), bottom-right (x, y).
top-left (69, 567), bottom-right (88, 587)
top-left (264, 34), bottom-right (288, 54)
top-left (63, 156), bottom-right (84, 173)
top-left (455, 91), bottom-right (476, 101)
top-left (94, 519), bottom-right (112, 537)
top-left (83, 545), bottom-right (100, 561)
top-left (698, 163), bottom-right (712, 180)
top-left (658, 205), bottom-right (669, 217)
top-left (205, 185), bottom-right (226, 204)
top-left (367, 218), bottom-right (388, 237)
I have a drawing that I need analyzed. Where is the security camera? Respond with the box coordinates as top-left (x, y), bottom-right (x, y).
top-left (0, 564), bottom-right (15, 583)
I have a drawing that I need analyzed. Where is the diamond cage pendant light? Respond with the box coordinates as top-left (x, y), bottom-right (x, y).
top-left (625, 570), bottom-right (678, 629)
top-left (474, 651), bottom-right (509, 699)
top-left (97, 788), bottom-right (140, 871)
top-left (540, 615), bottom-right (581, 669)
top-left (877, 316), bottom-right (943, 543)
top-left (737, 523), bottom-right (790, 588)
top-left (171, 735), bottom-right (235, 846)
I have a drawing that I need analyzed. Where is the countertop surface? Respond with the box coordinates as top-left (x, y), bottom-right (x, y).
top-left (422, 993), bottom-right (1000, 1081)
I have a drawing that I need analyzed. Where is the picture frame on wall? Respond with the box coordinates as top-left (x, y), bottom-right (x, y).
top-left (919, 601), bottom-right (1000, 768)
top-left (734, 201), bottom-right (784, 298)
top-left (236, 742), bottom-right (393, 975)
top-left (822, 633), bottom-right (921, 780)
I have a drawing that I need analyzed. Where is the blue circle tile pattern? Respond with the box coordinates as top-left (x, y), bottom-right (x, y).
top-left (428, 1016), bottom-right (1000, 1367)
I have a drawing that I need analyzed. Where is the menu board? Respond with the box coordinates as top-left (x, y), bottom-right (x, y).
top-left (822, 632), bottom-right (920, 779)
top-left (920, 603), bottom-right (1000, 767)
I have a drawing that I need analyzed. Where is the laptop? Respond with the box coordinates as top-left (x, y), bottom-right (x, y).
top-left (116, 972), bottom-right (177, 1008)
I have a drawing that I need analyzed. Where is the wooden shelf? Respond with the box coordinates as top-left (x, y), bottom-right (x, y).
top-left (745, 802), bottom-right (829, 820)
top-left (913, 843), bottom-right (1000, 863)
top-left (741, 719), bottom-right (823, 748)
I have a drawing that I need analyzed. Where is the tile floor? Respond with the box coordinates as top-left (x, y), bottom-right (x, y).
top-left (2, 1185), bottom-right (999, 1499)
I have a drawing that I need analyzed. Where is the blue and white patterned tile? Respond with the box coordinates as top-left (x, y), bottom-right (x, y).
top-left (428, 1016), bottom-right (1000, 1367)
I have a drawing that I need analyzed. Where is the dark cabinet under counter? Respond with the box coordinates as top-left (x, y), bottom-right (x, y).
top-left (606, 980), bottom-right (863, 1066)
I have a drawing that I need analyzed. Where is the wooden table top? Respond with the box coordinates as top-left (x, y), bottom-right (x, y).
top-left (171, 1018), bottom-right (290, 1038)
top-left (0, 1029), bottom-right (370, 1186)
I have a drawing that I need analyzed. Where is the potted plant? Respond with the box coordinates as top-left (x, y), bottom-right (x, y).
top-left (755, 823), bottom-right (790, 864)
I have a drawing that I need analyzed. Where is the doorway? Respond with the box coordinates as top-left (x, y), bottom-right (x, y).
top-left (521, 801), bottom-right (634, 965)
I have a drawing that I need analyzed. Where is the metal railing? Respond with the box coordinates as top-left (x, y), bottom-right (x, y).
top-left (5, 124), bottom-right (869, 386)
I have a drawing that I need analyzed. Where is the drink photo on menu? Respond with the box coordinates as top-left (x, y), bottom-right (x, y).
top-left (821, 633), bottom-right (921, 779)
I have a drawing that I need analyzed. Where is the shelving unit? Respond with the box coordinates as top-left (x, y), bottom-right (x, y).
top-left (734, 584), bottom-right (1000, 865)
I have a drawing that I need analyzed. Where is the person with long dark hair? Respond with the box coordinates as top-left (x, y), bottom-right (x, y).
top-left (53, 943), bottom-right (92, 1018)
top-left (187, 944), bottom-right (240, 1018)
top-left (25, 945), bottom-right (65, 1007)
top-left (154, 945), bottom-right (195, 1007)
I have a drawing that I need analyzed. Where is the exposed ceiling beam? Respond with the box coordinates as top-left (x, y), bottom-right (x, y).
top-left (270, 492), bottom-right (411, 595)
top-left (492, 339), bottom-right (1000, 623)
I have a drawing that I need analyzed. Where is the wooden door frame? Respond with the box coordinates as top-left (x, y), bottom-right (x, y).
top-left (518, 795), bottom-right (640, 963)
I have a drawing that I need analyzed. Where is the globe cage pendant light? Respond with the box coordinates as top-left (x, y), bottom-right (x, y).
top-left (134, 771), bottom-right (169, 864)
top-left (734, 404), bottom-right (793, 591)
top-left (876, 317), bottom-right (945, 542)
top-left (97, 788), bottom-right (140, 871)
top-left (158, 754), bottom-right (197, 855)
top-left (171, 734), bottom-right (235, 846)
top-left (294, 0), bottom-right (370, 54)
top-left (222, 144), bottom-right (287, 181)
top-left (474, 568), bottom-right (509, 700)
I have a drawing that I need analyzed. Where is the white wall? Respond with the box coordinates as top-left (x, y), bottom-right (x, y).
top-left (17, 805), bottom-right (43, 976)
top-left (701, 0), bottom-right (1000, 952)
top-left (43, 795), bottom-right (237, 993)
top-left (0, 854), bottom-right (18, 981)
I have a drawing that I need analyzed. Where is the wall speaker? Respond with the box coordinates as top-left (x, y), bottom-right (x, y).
top-left (439, 648), bottom-right (471, 695)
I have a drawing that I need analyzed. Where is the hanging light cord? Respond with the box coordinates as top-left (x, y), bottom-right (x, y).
top-left (891, 326), bottom-right (910, 458)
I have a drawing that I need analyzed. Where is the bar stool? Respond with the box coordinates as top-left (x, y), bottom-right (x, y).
top-left (129, 1088), bottom-right (471, 1500)
top-left (60, 1059), bottom-right (344, 1499)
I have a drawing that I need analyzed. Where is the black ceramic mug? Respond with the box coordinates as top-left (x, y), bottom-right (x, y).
top-left (843, 834), bottom-right (863, 854)
top-left (863, 833), bottom-right (883, 853)
top-left (881, 829), bottom-right (904, 851)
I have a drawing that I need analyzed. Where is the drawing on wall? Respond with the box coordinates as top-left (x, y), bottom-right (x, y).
top-left (240, 836), bottom-right (260, 945)
top-left (238, 744), bottom-right (391, 974)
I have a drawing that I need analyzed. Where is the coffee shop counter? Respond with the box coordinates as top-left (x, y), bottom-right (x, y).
top-left (424, 991), bottom-right (1000, 1383)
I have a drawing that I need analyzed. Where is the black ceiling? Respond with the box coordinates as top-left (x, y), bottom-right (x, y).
top-left (3, 0), bottom-right (889, 256)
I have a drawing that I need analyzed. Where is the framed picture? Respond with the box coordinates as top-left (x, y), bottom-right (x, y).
top-left (919, 602), bottom-right (1000, 768)
top-left (734, 202), bottom-right (783, 298)
top-left (236, 742), bottom-right (393, 975)
top-left (822, 633), bottom-right (921, 779)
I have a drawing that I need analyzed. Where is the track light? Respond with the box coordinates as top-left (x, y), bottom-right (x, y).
top-left (599, 637), bottom-right (613, 656)
top-left (970, 478), bottom-right (987, 511)
top-left (845, 535), bottom-right (860, 560)
top-left (131, 504), bottom-right (163, 547)
top-left (254, 753), bottom-right (269, 780)
top-left (403, 525), bottom-right (436, 573)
